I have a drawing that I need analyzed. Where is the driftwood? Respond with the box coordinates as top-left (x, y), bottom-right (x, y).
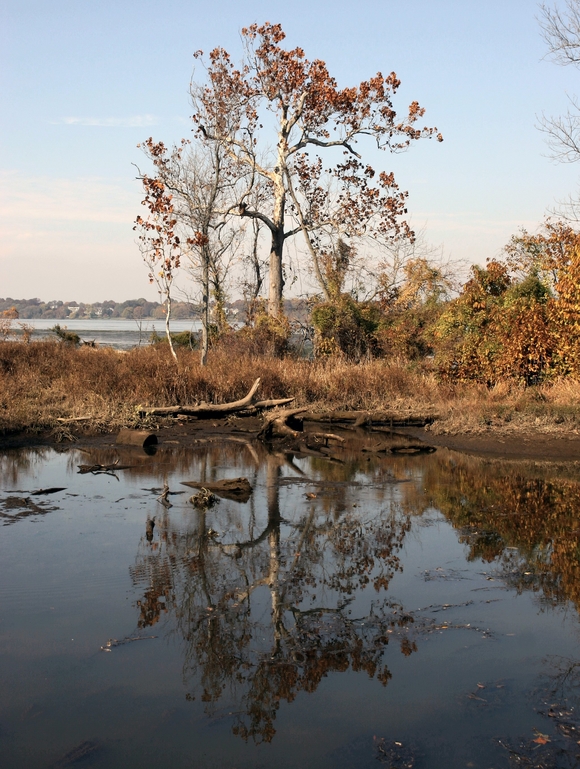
top-left (257, 407), bottom-right (348, 466)
top-left (258, 408), bottom-right (346, 444)
top-left (301, 410), bottom-right (436, 427)
top-left (143, 379), bottom-right (267, 417)
top-left (181, 477), bottom-right (253, 503)
top-left (116, 429), bottom-right (158, 447)
top-left (77, 461), bottom-right (133, 476)
top-left (189, 488), bottom-right (219, 509)
top-left (235, 397), bottom-right (295, 416)
top-left (258, 408), bottom-right (308, 441)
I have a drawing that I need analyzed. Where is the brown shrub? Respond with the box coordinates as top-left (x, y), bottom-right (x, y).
top-left (1, 340), bottom-right (579, 437)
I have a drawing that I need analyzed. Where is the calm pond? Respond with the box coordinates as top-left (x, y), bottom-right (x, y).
top-left (1, 436), bottom-right (580, 768)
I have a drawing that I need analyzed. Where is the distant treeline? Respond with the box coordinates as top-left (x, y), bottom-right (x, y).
top-left (0, 297), bottom-right (197, 320)
top-left (0, 297), bottom-right (194, 320)
top-left (0, 297), bottom-right (309, 322)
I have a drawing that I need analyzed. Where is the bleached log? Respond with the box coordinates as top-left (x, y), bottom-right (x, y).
top-left (142, 378), bottom-right (261, 417)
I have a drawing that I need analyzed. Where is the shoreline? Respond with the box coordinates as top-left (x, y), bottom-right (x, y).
top-left (3, 417), bottom-right (580, 464)
top-left (399, 425), bottom-right (580, 462)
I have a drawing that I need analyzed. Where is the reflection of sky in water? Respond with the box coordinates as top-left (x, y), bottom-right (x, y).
top-left (1, 443), bottom-right (580, 768)
top-left (9, 319), bottom-right (202, 349)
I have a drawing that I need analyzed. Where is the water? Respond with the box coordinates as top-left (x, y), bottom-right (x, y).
top-left (1, 438), bottom-right (580, 768)
top-left (8, 319), bottom-right (202, 349)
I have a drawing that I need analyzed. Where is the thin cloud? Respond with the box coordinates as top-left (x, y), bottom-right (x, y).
top-left (56, 114), bottom-right (158, 128)
top-left (0, 171), bottom-right (139, 224)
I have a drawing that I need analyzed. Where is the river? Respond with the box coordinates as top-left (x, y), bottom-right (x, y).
top-left (8, 318), bottom-right (202, 350)
top-left (1, 435), bottom-right (580, 768)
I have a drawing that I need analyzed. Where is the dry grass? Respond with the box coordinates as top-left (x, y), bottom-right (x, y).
top-left (0, 340), bottom-right (579, 438)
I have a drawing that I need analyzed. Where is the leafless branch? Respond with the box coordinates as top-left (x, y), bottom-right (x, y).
top-left (538, 94), bottom-right (580, 162)
top-left (540, 0), bottom-right (580, 66)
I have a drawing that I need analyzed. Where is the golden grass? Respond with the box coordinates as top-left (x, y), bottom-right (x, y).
top-left (0, 340), bottom-right (578, 438)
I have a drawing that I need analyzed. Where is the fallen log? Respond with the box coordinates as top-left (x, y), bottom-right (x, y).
top-left (258, 407), bottom-right (308, 441)
top-left (301, 410), bottom-right (436, 427)
top-left (181, 477), bottom-right (253, 503)
top-left (77, 461), bottom-right (133, 475)
top-left (235, 397), bottom-right (295, 416)
top-left (143, 378), bottom-right (261, 418)
top-left (116, 429), bottom-right (158, 448)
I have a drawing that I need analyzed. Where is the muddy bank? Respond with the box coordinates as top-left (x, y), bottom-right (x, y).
top-left (2, 413), bottom-right (580, 464)
top-left (398, 425), bottom-right (580, 462)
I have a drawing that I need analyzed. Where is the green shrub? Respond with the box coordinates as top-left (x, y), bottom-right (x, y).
top-left (311, 297), bottom-right (381, 361)
top-left (51, 325), bottom-right (80, 346)
top-left (149, 330), bottom-right (198, 349)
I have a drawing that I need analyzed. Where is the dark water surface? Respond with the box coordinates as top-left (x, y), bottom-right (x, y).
top-left (2, 438), bottom-right (580, 768)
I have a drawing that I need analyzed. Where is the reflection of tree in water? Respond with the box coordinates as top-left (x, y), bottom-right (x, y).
top-left (67, 440), bottom-right (261, 482)
top-left (497, 654), bottom-right (580, 767)
top-left (423, 455), bottom-right (580, 610)
top-left (130, 451), bottom-right (414, 743)
top-left (132, 513), bottom-right (174, 628)
top-left (0, 447), bottom-right (58, 486)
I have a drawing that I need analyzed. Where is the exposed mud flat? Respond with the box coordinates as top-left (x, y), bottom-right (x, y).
top-left (4, 407), bottom-right (580, 465)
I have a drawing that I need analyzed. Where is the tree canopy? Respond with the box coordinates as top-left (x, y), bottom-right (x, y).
top-left (188, 22), bottom-right (442, 316)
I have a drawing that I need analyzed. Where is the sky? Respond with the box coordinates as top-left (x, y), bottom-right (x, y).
top-left (2, 0), bottom-right (580, 303)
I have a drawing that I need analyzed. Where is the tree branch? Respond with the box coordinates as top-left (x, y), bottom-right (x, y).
top-left (540, 0), bottom-right (580, 66)
top-left (143, 378), bottom-right (261, 416)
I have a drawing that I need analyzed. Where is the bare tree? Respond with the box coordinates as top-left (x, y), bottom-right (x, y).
top-left (137, 138), bottom-right (242, 365)
top-left (134, 174), bottom-right (181, 362)
top-left (239, 216), bottom-right (268, 321)
top-left (539, 1), bottom-right (580, 216)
